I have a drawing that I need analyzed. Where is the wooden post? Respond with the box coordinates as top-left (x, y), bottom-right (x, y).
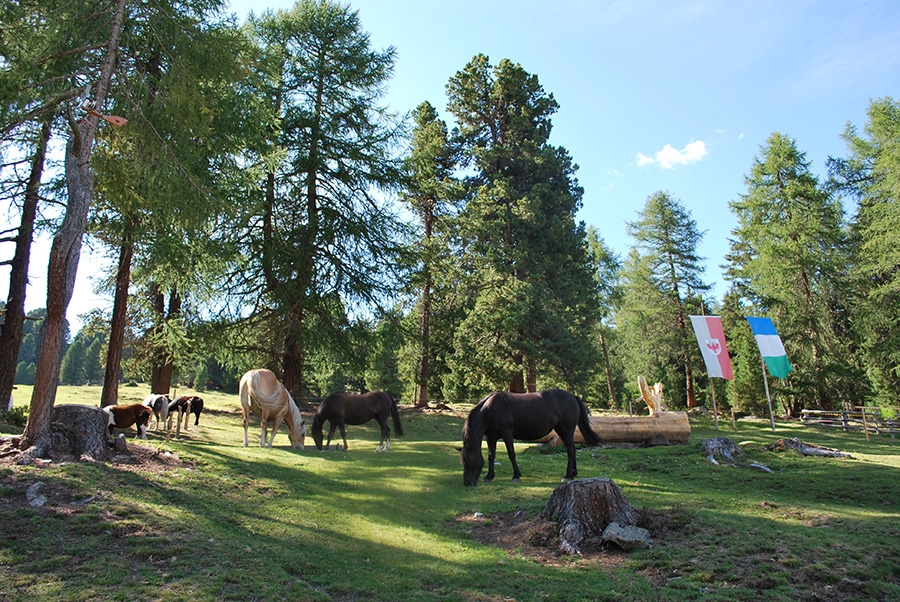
top-left (760, 358), bottom-right (776, 433)
top-left (709, 378), bottom-right (719, 430)
top-left (859, 405), bottom-right (870, 441)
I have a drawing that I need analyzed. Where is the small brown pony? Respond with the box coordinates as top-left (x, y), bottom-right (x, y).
top-left (104, 403), bottom-right (153, 440)
top-left (239, 369), bottom-right (306, 449)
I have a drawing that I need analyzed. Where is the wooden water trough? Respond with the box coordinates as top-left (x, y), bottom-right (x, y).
top-left (533, 376), bottom-right (691, 445)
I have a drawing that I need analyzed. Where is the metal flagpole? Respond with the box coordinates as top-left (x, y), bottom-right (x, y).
top-left (709, 377), bottom-right (719, 430)
top-left (760, 357), bottom-right (776, 432)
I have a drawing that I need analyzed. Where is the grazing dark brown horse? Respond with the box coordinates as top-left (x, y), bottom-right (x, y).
top-left (311, 391), bottom-right (403, 452)
top-left (104, 403), bottom-right (153, 440)
top-left (460, 389), bottom-right (602, 486)
top-left (239, 369), bottom-right (306, 449)
top-left (169, 395), bottom-right (204, 432)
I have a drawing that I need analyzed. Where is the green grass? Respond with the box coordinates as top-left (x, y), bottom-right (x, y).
top-left (1, 387), bottom-right (899, 601)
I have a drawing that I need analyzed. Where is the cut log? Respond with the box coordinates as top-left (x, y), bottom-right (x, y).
top-left (767, 437), bottom-right (853, 458)
top-left (531, 411), bottom-right (690, 445)
top-left (541, 477), bottom-right (641, 554)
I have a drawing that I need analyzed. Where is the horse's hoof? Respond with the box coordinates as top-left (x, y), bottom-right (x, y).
top-left (512, 478), bottom-right (520, 483)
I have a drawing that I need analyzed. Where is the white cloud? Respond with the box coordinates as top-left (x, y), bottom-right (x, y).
top-left (636, 140), bottom-right (707, 169)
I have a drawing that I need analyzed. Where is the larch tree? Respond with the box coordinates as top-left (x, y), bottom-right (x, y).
top-left (21, 0), bottom-right (129, 454)
top-left (829, 97), bottom-right (900, 405)
top-left (446, 54), bottom-right (601, 395)
top-left (626, 191), bottom-right (708, 408)
top-left (0, 0), bottom-right (103, 423)
top-left (727, 132), bottom-right (860, 415)
top-left (231, 0), bottom-right (407, 398)
top-left (399, 101), bottom-right (463, 406)
top-left (90, 1), bottom-right (250, 405)
top-left (586, 226), bottom-right (623, 408)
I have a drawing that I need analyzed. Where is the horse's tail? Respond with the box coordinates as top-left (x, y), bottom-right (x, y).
top-left (390, 395), bottom-right (403, 437)
top-left (577, 397), bottom-right (602, 446)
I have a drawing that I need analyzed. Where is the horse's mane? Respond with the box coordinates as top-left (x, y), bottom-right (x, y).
top-left (284, 390), bottom-right (305, 434)
top-left (462, 393), bottom-right (496, 449)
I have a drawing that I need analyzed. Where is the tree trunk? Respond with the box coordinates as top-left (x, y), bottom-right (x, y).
top-left (599, 332), bottom-right (619, 408)
top-left (0, 119), bottom-right (51, 406)
top-left (416, 211), bottom-right (435, 408)
top-left (541, 477), bottom-right (638, 554)
top-left (281, 305), bottom-right (304, 401)
top-left (415, 271), bottom-right (432, 407)
top-left (100, 220), bottom-right (134, 407)
top-left (150, 286), bottom-right (180, 394)
top-left (526, 362), bottom-right (537, 393)
top-left (19, 0), bottom-right (128, 455)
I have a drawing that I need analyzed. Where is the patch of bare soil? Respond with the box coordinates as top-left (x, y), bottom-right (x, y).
top-left (0, 437), bottom-right (189, 514)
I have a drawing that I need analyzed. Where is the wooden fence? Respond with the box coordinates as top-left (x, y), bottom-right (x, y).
top-left (801, 407), bottom-right (899, 440)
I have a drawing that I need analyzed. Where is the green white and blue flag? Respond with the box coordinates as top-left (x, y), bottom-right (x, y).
top-left (746, 316), bottom-right (793, 379)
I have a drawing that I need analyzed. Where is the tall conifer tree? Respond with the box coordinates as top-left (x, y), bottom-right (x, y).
top-left (446, 54), bottom-right (600, 394)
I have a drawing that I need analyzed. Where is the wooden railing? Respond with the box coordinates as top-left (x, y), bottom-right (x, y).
top-left (801, 407), bottom-right (898, 440)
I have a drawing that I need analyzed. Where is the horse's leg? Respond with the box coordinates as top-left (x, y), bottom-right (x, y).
top-left (259, 408), bottom-right (270, 447)
top-left (376, 416), bottom-right (390, 452)
top-left (138, 421), bottom-right (147, 440)
top-left (325, 422), bottom-right (338, 450)
top-left (560, 429), bottom-right (578, 481)
top-left (501, 432), bottom-right (522, 482)
top-left (484, 434), bottom-right (499, 482)
top-left (268, 415), bottom-right (284, 448)
top-left (338, 420), bottom-right (349, 451)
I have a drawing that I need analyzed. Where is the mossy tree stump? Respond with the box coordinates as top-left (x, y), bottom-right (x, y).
top-left (47, 404), bottom-right (112, 462)
top-left (540, 477), bottom-right (637, 554)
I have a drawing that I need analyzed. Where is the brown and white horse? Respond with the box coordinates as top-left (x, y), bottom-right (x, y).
top-left (104, 403), bottom-right (153, 440)
top-left (239, 369), bottom-right (306, 449)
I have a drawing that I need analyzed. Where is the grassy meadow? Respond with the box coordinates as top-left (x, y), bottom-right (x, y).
top-left (1, 385), bottom-right (899, 601)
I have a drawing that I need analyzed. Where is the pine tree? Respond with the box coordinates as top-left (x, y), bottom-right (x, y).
top-left (446, 54), bottom-right (600, 394)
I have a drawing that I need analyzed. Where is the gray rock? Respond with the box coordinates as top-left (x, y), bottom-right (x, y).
top-left (601, 521), bottom-right (653, 551)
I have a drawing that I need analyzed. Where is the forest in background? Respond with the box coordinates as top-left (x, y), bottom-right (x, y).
top-left (2, 0), bottom-right (900, 427)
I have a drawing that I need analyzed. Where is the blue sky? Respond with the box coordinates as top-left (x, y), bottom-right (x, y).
top-left (4, 0), bottom-right (900, 330)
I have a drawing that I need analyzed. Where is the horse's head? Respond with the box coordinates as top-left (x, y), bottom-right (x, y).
top-left (310, 413), bottom-right (325, 450)
top-left (460, 412), bottom-right (484, 486)
top-left (289, 419), bottom-right (306, 449)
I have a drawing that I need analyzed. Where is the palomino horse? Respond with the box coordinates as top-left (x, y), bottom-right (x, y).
top-left (239, 369), bottom-right (306, 449)
top-left (311, 391), bottom-right (403, 452)
top-left (460, 389), bottom-right (602, 486)
top-left (104, 403), bottom-right (153, 440)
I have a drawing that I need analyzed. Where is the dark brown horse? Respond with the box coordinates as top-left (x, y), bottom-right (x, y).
top-left (460, 389), bottom-right (601, 486)
top-left (311, 391), bottom-right (403, 452)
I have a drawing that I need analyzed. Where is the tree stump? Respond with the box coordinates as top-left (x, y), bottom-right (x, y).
top-left (701, 437), bottom-right (772, 472)
top-left (540, 477), bottom-right (638, 554)
top-left (47, 404), bottom-right (112, 462)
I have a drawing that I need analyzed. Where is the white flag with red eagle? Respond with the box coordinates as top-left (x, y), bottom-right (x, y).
top-left (689, 315), bottom-right (734, 380)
